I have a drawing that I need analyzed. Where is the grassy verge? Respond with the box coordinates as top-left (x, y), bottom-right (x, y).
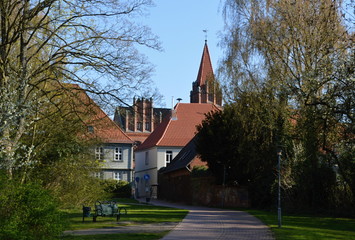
top-left (60, 199), bottom-right (187, 240)
top-left (246, 209), bottom-right (355, 240)
top-left (64, 201), bottom-right (188, 230)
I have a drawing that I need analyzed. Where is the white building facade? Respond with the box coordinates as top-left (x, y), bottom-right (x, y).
top-left (135, 146), bottom-right (181, 197)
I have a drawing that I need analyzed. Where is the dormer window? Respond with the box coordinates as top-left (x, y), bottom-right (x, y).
top-left (88, 126), bottom-right (94, 133)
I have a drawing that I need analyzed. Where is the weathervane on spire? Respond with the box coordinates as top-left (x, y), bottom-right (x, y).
top-left (203, 29), bottom-right (208, 43)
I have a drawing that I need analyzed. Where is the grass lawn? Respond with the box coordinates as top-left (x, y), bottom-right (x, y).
top-left (60, 198), bottom-right (188, 240)
top-left (247, 209), bottom-right (355, 240)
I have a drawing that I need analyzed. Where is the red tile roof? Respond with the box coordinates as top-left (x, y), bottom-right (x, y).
top-left (67, 84), bottom-right (133, 144)
top-left (136, 103), bottom-right (220, 151)
top-left (126, 132), bottom-right (151, 144)
top-left (196, 42), bottom-right (214, 86)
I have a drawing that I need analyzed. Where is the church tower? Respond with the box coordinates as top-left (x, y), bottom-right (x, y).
top-left (190, 41), bottom-right (222, 106)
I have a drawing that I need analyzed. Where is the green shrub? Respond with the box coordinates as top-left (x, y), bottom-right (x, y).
top-left (0, 179), bottom-right (66, 240)
top-left (191, 165), bottom-right (212, 177)
top-left (100, 179), bottom-right (132, 198)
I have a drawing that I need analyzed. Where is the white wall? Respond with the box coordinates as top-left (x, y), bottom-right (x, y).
top-left (157, 147), bottom-right (181, 170)
top-left (134, 146), bottom-right (182, 198)
top-left (134, 147), bottom-right (158, 197)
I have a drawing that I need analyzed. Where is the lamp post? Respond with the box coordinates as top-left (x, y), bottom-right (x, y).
top-left (277, 150), bottom-right (282, 228)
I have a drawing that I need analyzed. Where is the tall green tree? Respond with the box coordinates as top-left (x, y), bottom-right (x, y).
top-left (196, 87), bottom-right (292, 207)
top-left (220, 0), bottom-right (354, 209)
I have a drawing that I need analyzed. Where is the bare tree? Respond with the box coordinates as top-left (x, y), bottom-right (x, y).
top-left (0, 0), bottom-right (161, 177)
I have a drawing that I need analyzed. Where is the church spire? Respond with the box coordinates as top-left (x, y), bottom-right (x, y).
top-left (190, 41), bottom-right (222, 106)
top-left (195, 41), bottom-right (214, 86)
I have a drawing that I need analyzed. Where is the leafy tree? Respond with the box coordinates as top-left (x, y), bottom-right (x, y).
top-left (0, 2), bottom-right (160, 236)
top-left (220, 0), bottom-right (354, 210)
top-left (0, 0), bottom-right (161, 178)
top-left (196, 88), bottom-right (291, 207)
top-left (7, 83), bottom-right (108, 207)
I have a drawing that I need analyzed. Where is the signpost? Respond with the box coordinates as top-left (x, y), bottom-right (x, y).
top-left (277, 150), bottom-right (282, 228)
top-left (144, 174), bottom-right (151, 202)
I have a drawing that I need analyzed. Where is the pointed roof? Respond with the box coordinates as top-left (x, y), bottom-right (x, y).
top-left (86, 102), bottom-right (133, 144)
top-left (196, 41), bottom-right (214, 86)
top-left (136, 103), bottom-right (220, 151)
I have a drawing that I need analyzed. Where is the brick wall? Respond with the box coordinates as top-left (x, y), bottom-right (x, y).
top-left (158, 174), bottom-right (249, 208)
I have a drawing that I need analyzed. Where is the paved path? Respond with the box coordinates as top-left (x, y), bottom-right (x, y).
top-left (149, 199), bottom-right (274, 240)
top-left (64, 199), bottom-right (274, 240)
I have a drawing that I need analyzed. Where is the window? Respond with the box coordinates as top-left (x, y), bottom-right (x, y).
top-left (95, 147), bottom-right (104, 160)
top-left (94, 172), bottom-right (103, 179)
top-left (88, 126), bottom-right (94, 133)
top-left (145, 122), bottom-right (151, 131)
top-left (137, 122), bottom-right (143, 131)
top-left (166, 151), bottom-right (173, 165)
top-left (114, 147), bottom-right (122, 161)
top-left (145, 152), bottom-right (149, 165)
top-left (113, 172), bottom-right (121, 180)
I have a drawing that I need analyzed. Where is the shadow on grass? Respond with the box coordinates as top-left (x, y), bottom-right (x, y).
top-left (59, 232), bottom-right (167, 240)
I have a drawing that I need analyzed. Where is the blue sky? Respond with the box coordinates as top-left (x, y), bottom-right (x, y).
top-left (140, 0), bottom-right (225, 107)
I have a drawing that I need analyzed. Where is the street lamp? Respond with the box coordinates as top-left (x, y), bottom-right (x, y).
top-left (277, 150), bottom-right (282, 228)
